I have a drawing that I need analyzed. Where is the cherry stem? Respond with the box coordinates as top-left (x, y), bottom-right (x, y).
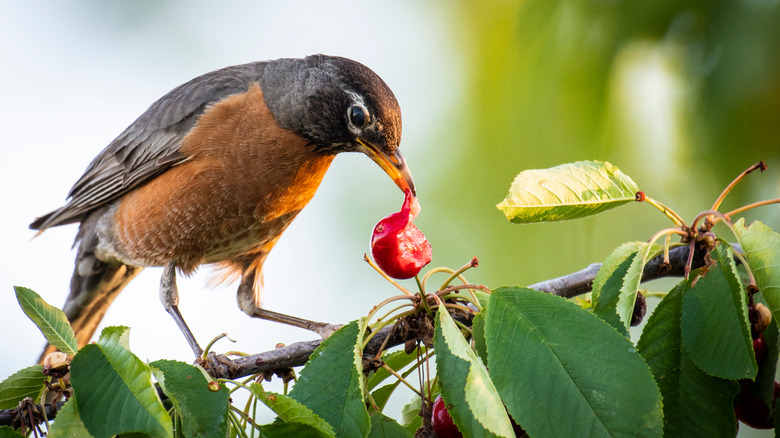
top-left (435, 284), bottom-right (489, 311)
top-left (731, 250), bottom-right (757, 289)
top-left (368, 317), bottom-right (398, 361)
top-left (363, 306), bottom-right (417, 348)
top-left (229, 405), bottom-right (260, 430)
top-left (434, 302), bottom-right (476, 316)
top-left (711, 161), bottom-right (767, 212)
top-left (643, 291), bottom-right (669, 299)
top-left (223, 375), bottom-right (257, 396)
top-left (363, 254), bottom-right (414, 296)
top-left (223, 351), bottom-right (249, 357)
top-left (691, 210), bottom-right (735, 234)
top-left (420, 267), bottom-right (455, 291)
top-left (424, 346), bottom-right (433, 405)
top-left (365, 294), bottom-right (415, 325)
top-left (724, 198), bottom-right (780, 219)
top-left (646, 228), bottom-right (689, 252)
top-left (364, 303), bottom-right (417, 348)
top-left (415, 274), bottom-right (425, 294)
top-left (39, 388), bottom-right (50, 429)
top-left (364, 391), bottom-right (381, 412)
top-left (242, 388), bottom-right (254, 424)
top-left (436, 283), bottom-right (489, 303)
top-left (372, 302), bottom-right (416, 325)
top-left (663, 232), bottom-right (673, 265)
top-left (439, 257), bottom-right (479, 291)
top-left (201, 333), bottom-right (235, 361)
top-left (684, 239), bottom-right (696, 280)
top-left (643, 195), bottom-right (688, 228)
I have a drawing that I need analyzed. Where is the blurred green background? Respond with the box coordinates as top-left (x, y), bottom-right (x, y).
top-left (1, 0), bottom-right (779, 434)
top-left (423, 0), bottom-right (779, 292)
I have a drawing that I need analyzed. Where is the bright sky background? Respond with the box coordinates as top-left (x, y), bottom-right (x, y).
top-left (0, 1), bottom-right (463, 418)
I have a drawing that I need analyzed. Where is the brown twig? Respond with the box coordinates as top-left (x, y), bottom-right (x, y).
top-left (0, 242), bottom-right (737, 429)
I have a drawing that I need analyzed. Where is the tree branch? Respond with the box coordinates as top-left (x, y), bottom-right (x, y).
top-left (0, 242), bottom-right (727, 427)
top-left (205, 243), bottom-right (720, 379)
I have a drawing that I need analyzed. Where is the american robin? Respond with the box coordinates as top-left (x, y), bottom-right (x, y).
top-left (31, 54), bottom-right (415, 358)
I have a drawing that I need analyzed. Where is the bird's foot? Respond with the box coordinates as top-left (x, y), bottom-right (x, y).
top-left (197, 352), bottom-right (239, 379)
top-left (310, 322), bottom-right (343, 339)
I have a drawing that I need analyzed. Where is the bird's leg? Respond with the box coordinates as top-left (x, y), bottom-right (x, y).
top-left (160, 262), bottom-right (203, 356)
top-left (236, 269), bottom-right (342, 339)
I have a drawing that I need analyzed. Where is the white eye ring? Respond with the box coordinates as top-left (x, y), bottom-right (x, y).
top-left (348, 103), bottom-right (370, 129)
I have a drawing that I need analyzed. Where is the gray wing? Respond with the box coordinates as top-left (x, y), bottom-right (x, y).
top-left (31, 62), bottom-right (268, 230)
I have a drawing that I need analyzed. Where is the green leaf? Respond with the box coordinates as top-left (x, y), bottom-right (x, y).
top-left (0, 365), bottom-right (45, 409)
top-left (471, 312), bottom-right (488, 365)
top-left (737, 220), bottom-right (780, 322)
top-left (485, 287), bottom-right (663, 438)
top-left (591, 242), bottom-right (645, 335)
top-left (371, 382), bottom-right (398, 412)
top-left (70, 326), bottom-right (172, 438)
top-left (681, 245), bottom-right (756, 379)
top-left (368, 412), bottom-right (414, 438)
top-left (14, 286), bottom-right (78, 356)
top-left (615, 246), bottom-right (654, 330)
top-left (496, 160), bottom-right (639, 223)
top-left (289, 320), bottom-right (370, 438)
top-left (399, 395), bottom-right (423, 434)
top-left (637, 281), bottom-right (739, 437)
top-left (150, 360), bottom-right (229, 438)
top-left (0, 426), bottom-right (25, 438)
top-left (244, 383), bottom-right (333, 437)
top-left (47, 398), bottom-right (94, 438)
top-left (259, 422), bottom-right (335, 437)
top-left (434, 306), bottom-right (514, 438)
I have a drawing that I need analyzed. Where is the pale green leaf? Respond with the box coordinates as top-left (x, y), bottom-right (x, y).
top-left (0, 365), bottom-right (45, 410)
top-left (736, 220), bottom-right (780, 323)
top-left (47, 398), bottom-right (93, 438)
top-left (616, 244), bottom-right (655, 330)
top-left (591, 242), bottom-right (645, 335)
top-left (435, 307), bottom-right (514, 438)
top-left (70, 326), bottom-right (172, 438)
top-left (497, 160), bottom-right (639, 223)
top-left (248, 384), bottom-right (335, 437)
top-left (399, 394), bottom-right (423, 434)
top-left (14, 286), bottom-right (77, 356)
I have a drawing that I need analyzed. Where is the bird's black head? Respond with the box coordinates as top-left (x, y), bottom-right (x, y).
top-left (260, 55), bottom-right (414, 194)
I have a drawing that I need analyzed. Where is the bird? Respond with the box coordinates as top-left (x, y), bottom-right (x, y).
top-left (31, 54), bottom-right (415, 358)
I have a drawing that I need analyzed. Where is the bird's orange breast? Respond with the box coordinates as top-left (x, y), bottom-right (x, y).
top-left (109, 83), bottom-right (334, 273)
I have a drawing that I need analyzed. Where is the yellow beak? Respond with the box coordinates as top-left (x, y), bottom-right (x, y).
top-left (358, 138), bottom-right (416, 196)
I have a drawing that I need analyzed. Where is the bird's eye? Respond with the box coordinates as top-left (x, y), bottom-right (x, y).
top-left (348, 104), bottom-right (369, 128)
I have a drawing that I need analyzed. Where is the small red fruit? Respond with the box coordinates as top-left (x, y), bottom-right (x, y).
top-left (753, 335), bottom-right (768, 365)
top-left (734, 380), bottom-right (780, 429)
top-left (371, 189), bottom-right (432, 279)
top-left (431, 395), bottom-right (462, 437)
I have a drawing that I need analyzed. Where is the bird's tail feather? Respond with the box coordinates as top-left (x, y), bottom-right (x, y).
top-left (38, 213), bottom-right (142, 363)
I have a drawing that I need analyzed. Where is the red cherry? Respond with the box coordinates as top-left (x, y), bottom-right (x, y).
top-left (371, 189), bottom-right (432, 279)
top-left (754, 335), bottom-right (768, 365)
top-left (431, 395), bottom-right (462, 438)
top-left (734, 380), bottom-right (780, 429)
